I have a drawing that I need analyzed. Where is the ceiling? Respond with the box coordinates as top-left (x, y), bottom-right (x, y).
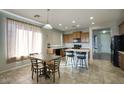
top-left (4, 9), bottom-right (124, 31)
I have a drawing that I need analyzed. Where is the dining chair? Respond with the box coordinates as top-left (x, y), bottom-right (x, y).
top-left (30, 53), bottom-right (40, 71)
top-left (65, 51), bottom-right (75, 67)
top-left (29, 53), bottom-right (44, 83)
top-left (46, 58), bottom-right (61, 83)
top-left (76, 52), bottom-right (88, 70)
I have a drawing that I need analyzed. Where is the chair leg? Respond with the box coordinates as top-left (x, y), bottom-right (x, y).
top-left (58, 69), bottom-right (60, 78)
top-left (37, 69), bottom-right (38, 83)
top-left (32, 69), bottom-right (34, 79)
top-left (40, 69), bottom-right (42, 75)
top-left (53, 72), bottom-right (55, 83)
top-left (84, 59), bottom-right (88, 70)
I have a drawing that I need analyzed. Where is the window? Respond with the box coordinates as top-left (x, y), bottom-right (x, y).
top-left (7, 19), bottom-right (42, 63)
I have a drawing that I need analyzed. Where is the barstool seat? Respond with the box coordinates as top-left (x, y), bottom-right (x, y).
top-left (65, 51), bottom-right (75, 67)
top-left (76, 52), bottom-right (87, 70)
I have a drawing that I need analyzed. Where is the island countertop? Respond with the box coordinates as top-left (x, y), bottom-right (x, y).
top-left (118, 51), bottom-right (124, 54)
top-left (65, 48), bottom-right (90, 52)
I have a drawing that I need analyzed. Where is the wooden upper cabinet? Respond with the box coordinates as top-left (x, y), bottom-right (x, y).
top-left (63, 34), bottom-right (73, 43)
top-left (73, 32), bottom-right (81, 38)
top-left (119, 22), bottom-right (124, 34)
top-left (63, 35), bottom-right (68, 43)
top-left (73, 32), bottom-right (76, 39)
top-left (68, 34), bottom-right (73, 43)
top-left (81, 32), bottom-right (89, 43)
top-left (63, 31), bottom-right (89, 43)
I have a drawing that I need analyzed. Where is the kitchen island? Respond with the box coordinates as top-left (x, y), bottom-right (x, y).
top-left (47, 46), bottom-right (72, 57)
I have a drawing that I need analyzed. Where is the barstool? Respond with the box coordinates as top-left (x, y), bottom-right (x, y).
top-left (76, 52), bottom-right (88, 70)
top-left (65, 51), bottom-right (75, 67)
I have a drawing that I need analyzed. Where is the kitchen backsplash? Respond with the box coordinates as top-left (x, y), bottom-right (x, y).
top-left (49, 43), bottom-right (90, 49)
top-left (64, 43), bottom-right (90, 48)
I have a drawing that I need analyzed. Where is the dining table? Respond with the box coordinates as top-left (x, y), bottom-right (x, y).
top-left (65, 48), bottom-right (90, 68)
top-left (30, 54), bottom-right (61, 82)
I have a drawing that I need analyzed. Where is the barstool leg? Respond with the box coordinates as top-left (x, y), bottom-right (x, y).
top-left (71, 58), bottom-right (73, 68)
top-left (73, 57), bottom-right (75, 67)
top-left (65, 56), bottom-right (68, 65)
top-left (76, 58), bottom-right (78, 69)
top-left (82, 59), bottom-right (83, 68)
top-left (84, 59), bottom-right (88, 70)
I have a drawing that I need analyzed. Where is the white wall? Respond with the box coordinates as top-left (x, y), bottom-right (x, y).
top-left (47, 29), bottom-right (63, 45)
top-left (110, 22), bottom-right (119, 36)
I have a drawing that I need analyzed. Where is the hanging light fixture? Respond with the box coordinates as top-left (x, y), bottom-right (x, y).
top-left (43, 9), bottom-right (53, 29)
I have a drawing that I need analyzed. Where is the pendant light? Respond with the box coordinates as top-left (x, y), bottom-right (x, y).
top-left (43, 9), bottom-right (53, 29)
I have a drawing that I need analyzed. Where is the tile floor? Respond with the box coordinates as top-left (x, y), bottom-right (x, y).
top-left (0, 59), bottom-right (124, 84)
top-left (93, 53), bottom-right (111, 61)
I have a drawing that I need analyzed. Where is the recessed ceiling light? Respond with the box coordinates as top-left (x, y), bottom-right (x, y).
top-left (92, 22), bottom-right (95, 25)
top-left (65, 27), bottom-right (68, 29)
top-left (72, 20), bottom-right (76, 23)
top-left (76, 25), bottom-right (80, 27)
top-left (90, 17), bottom-right (94, 20)
top-left (59, 24), bottom-right (62, 26)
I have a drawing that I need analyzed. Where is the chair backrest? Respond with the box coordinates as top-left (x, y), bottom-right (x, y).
top-left (65, 51), bottom-right (74, 56)
top-left (76, 52), bottom-right (86, 58)
top-left (29, 53), bottom-right (38, 62)
top-left (47, 58), bottom-right (61, 71)
top-left (29, 53), bottom-right (43, 68)
top-left (76, 52), bottom-right (86, 55)
top-left (54, 58), bottom-right (61, 68)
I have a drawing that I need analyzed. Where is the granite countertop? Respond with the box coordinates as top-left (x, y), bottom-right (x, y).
top-left (51, 46), bottom-right (72, 49)
top-left (49, 46), bottom-right (90, 50)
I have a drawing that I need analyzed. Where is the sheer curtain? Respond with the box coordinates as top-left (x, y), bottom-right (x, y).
top-left (7, 19), bottom-right (42, 63)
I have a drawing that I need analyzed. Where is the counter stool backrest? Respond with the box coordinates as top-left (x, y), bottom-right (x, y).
top-left (76, 52), bottom-right (86, 59)
top-left (65, 51), bottom-right (74, 57)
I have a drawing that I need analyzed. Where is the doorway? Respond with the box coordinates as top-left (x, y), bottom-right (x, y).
top-left (93, 28), bottom-right (111, 60)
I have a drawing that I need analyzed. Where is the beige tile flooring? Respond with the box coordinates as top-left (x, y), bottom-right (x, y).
top-left (0, 59), bottom-right (124, 84)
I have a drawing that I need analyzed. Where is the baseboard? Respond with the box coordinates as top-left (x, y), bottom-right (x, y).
top-left (0, 63), bottom-right (30, 74)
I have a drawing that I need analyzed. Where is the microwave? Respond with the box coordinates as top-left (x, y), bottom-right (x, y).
top-left (73, 38), bottom-right (81, 43)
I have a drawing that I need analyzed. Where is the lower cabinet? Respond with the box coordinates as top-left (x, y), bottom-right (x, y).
top-left (47, 48), bottom-right (65, 57)
top-left (119, 51), bottom-right (124, 70)
top-left (47, 48), bottom-right (54, 54)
